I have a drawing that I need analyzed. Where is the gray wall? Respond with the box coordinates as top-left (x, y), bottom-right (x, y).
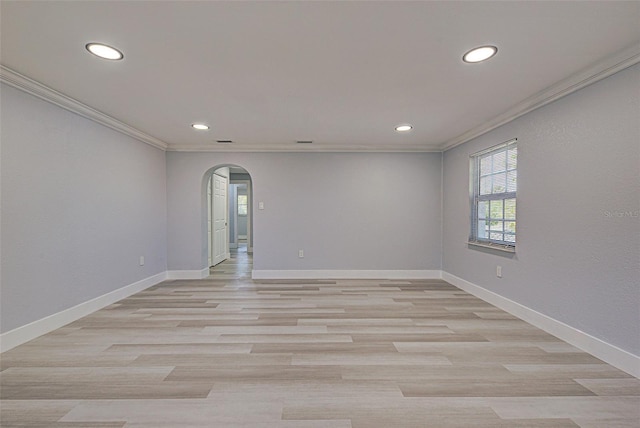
top-left (442, 64), bottom-right (640, 355)
top-left (0, 84), bottom-right (168, 333)
top-left (6, 62), bottom-right (636, 359)
top-left (166, 152), bottom-right (442, 271)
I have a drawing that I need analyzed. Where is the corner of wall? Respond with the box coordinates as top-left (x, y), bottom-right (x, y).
top-left (442, 271), bottom-right (640, 378)
top-left (0, 271), bottom-right (167, 353)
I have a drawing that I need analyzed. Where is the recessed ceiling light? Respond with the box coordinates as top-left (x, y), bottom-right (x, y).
top-left (395, 124), bottom-right (413, 132)
top-left (85, 43), bottom-right (124, 60)
top-left (463, 45), bottom-right (498, 63)
top-left (192, 123), bottom-right (209, 130)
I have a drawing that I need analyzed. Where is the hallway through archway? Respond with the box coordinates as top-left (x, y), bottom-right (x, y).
top-left (209, 242), bottom-right (253, 280)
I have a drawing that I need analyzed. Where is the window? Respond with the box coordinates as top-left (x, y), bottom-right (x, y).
top-left (470, 139), bottom-right (517, 250)
top-left (237, 194), bottom-right (248, 216)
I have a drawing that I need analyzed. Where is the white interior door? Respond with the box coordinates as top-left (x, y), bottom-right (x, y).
top-left (212, 173), bottom-right (229, 266)
top-left (207, 177), bottom-right (213, 266)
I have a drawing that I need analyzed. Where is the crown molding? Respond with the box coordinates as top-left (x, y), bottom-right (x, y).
top-left (166, 143), bottom-right (442, 153)
top-left (0, 65), bottom-right (169, 151)
top-left (440, 43), bottom-right (640, 151)
top-left (6, 39), bottom-right (637, 155)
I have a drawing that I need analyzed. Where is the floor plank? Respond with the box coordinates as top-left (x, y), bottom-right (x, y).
top-left (1, 245), bottom-right (637, 427)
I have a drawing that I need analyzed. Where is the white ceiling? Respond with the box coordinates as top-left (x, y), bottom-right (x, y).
top-left (1, 1), bottom-right (639, 152)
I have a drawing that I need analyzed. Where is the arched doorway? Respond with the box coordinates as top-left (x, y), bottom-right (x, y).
top-left (204, 165), bottom-right (253, 272)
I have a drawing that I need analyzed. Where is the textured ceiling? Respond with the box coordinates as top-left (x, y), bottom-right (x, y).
top-left (1, 1), bottom-right (639, 151)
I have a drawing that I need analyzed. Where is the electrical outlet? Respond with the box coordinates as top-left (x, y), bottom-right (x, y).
top-left (139, 256), bottom-right (145, 266)
top-left (496, 265), bottom-right (502, 278)
top-left (258, 202), bottom-right (264, 210)
top-left (298, 250), bottom-right (304, 258)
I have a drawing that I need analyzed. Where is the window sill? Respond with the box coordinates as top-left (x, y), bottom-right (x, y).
top-left (467, 241), bottom-right (516, 253)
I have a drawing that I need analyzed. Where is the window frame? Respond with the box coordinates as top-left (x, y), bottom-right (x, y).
top-left (237, 193), bottom-right (248, 217)
top-left (469, 139), bottom-right (517, 252)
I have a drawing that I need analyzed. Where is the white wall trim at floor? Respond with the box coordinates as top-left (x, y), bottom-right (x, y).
top-left (252, 269), bottom-right (443, 280)
top-left (0, 271), bottom-right (168, 353)
top-left (5, 267), bottom-right (636, 379)
top-left (166, 267), bottom-right (210, 280)
top-left (442, 271), bottom-right (640, 379)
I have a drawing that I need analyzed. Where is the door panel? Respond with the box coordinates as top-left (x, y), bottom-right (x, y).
top-left (207, 177), bottom-right (213, 266)
top-left (212, 173), bottom-right (228, 266)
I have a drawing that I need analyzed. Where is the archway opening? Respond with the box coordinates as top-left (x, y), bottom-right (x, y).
top-left (203, 165), bottom-right (253, 278)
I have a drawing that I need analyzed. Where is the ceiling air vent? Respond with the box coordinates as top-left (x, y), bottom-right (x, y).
top-left (296, 140), bottom-right (313, 144)
top-left (216, 140), bottom-right (233, 144)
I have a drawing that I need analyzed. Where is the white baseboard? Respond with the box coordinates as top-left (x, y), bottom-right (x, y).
top-left (442, 271), bottom-right (640, 378)
top-left (251, 269), bottom-right (442, 280)
top-left (5, 267), bottom-right (635, 378)
top-left (0, 271), bottom-right (167, 353)
top-left (166, 267), bottom-right (210, 280)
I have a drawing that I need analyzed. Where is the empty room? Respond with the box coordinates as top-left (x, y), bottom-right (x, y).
top-left (1, 1), bottom-right (639, 427)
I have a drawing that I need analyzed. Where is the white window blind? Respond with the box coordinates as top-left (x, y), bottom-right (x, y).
top-left (470, 139), bottom-right (517, 249)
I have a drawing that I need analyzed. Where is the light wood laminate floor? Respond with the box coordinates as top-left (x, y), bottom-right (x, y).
top-left (1, 247), bottom-right (638, 427)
